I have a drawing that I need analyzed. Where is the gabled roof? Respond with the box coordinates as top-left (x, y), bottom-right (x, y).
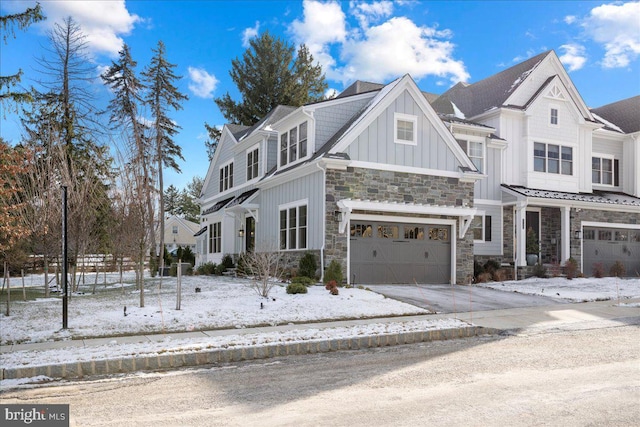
top-left (337, 79), bottom-right (439, 105)
top-left (432, 51), bottom-right (551, 118)
top-left (590, 95), bottom-right (640, 134)
top-left (234, 105), bottom-right (297, 141)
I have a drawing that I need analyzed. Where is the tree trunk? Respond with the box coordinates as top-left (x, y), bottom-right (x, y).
top-left (22, 269), bottom-right (26, 300)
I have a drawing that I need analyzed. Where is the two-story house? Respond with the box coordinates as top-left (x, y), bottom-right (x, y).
top-left (196, 50), bottom-right (640, 283)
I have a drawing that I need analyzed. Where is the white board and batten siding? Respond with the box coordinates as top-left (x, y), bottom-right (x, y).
top-left (345, 90), bottom-right (462, 171)
top-left (259, 170), bottom-right (325, 251)
top-left (474, 202), bottom-right (503, 256)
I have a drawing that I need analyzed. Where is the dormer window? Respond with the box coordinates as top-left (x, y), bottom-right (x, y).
top-left (550, 108), bottom-right (558, 125)
top-left (280, 121), bottom-right (308, 167)
top-left (219, 161), bottom-right (233, 192)
top-left (592, 155), bottom-right (619, 186)
top-left (394, 113), bottom-right (417, 145)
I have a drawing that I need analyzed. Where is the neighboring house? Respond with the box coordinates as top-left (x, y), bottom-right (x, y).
top-left (162, 215), bottom-right (199, 255)
top-left (196, 50), bottom-right (640, 283)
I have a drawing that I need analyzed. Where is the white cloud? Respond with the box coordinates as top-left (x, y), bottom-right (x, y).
top-left (559, 43), bottom-right (587, 71)
top-left (582, 1), bottom-right (640, 68)
top-left (564, 15), bottom-right (576, 25)
top-left (242, 21), bottom-right (260, 48)
top-left (187, 67), bottom-right (218, 98)
top-left (350, 0), bottom-right (394, 28)
top-left (339, 17), bottom-right (469, 84)
top-left (290, 0), bottom-right (468, 85)
top-left (37, 0), bottom-right (141, 57)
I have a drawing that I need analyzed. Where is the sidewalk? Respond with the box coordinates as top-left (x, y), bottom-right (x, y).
top-left (2, 298), bottom-right (639, 381)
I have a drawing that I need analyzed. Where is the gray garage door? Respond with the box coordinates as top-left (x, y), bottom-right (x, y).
top-left (583, 227), bottom-right (640, 276)
top-left (350, 222), bottom-right (451, 284)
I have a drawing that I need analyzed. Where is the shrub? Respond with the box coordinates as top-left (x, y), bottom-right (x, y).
top-left (181, 246), bottom-right (195, 266)
top-left (493, 268), bottom-right (508, 282)
top-left (610, 261), bottom-right (626, 277)
top-left (235, 253), bottom-right (251, 276)
top-left (476, 272), bottom-right (492, 283)
top-left (286, 282), bottom-right (308, 294)
top-left (532, 263), bottom-right (547, 278)
top-left (323, 260), bottom-right (343, 284)
top-left (221, 254), bottom-right (235, 269)
top-left (298, 252), bottom-right (318, 279)
top-left (325, 280), bottom-right (339, 295)
top-left (474, 261), bottom-right (484, 279)
top-left (215, 263), bottom-right (226, 275)
top-left (196, 262), bottom-right (217, 275)
top-left (564, 257), bottom-right (579, 280)
top-left (291, 276), bottom-right (316, 286)
top-left (169, 263), bottom-right (178, 277)
top-left (483, 259), bottom-right (501, 275)
top-left (592, 262), bottom-right (605, 278)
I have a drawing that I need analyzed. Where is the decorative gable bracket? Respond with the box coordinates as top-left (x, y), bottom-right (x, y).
top-left (459, 215), bottom-right (474, 239)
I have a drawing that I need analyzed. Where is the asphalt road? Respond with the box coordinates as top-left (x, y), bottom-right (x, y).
top-left (367, 284), bottom-right (569, 313)
top-left (2, 324), bottom-right (638, 426)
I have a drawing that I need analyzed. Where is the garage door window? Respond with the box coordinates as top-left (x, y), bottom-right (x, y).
top-left (584, 229), bottom-right (595, 240)
top-left (378, 225), bottom-right (399, 239)
top-left (429, 227), bottom-right (449, 241)
top-left (599, 230), bottom-right (612, 241)
top-left (404, 226), bottom-right (425, 240)
top-left (615, 231), bottom-right (628, 241)
top-left (351, 223), bottom-right (373, 237)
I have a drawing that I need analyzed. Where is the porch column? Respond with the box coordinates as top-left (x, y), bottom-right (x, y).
top-left (515, 202), bottom-right (527, 267)
top-left (560, 206), bottom-right (571, 263)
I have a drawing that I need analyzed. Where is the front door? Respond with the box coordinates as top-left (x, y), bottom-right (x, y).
top-left (526, 210), bottom-right (541, 256)
top-left (245, 217), bottom-right (255, 252)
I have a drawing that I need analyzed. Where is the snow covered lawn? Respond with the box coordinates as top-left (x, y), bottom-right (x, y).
top-left (475, 276), bottom-right (640, 303)
top-left (1, 273), bottom-right (428, 345)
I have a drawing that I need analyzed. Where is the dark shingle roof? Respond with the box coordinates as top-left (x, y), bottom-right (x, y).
top-left (432, 51), bottom-right (552, 118)
top-left (336, 81), bottom-right (385, 98)
top-left (503, 185), bottom-right (640, 207)
top-left (202, 196), bottom-right (234, 215)
top-left (234, 105), bottom-right (297, 141)
top-left (590, 95), bottom-right (640, 134)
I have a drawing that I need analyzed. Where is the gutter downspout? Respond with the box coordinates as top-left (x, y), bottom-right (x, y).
top-left (316, 161), bottom-right (326, 283)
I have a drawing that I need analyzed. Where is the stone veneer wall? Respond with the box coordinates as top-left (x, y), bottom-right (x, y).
top-left (541, 207), bottom-right (561, 264)
top-left (502, 206), bottom-right (514, 262)
top-left (324, 167), bottom-right (475, 285)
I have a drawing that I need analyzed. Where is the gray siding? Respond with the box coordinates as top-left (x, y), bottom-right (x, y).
top-left (346, 90), bottom-right (462, 171)
top-left (476, 146), bottom-right (503, 200)
top-left (314, 96), bottom-right (373, 151)
top-left (201, 135), bottom-right (237, 201)
top-left (259, 170), bottom-right (325, 251)
top-left (474, 203), bottom-right (503, 256)
top-left (266, 135), bottom-right (278, 172)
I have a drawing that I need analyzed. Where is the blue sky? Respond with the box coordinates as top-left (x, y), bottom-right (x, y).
top-left (2, 0), bottom-right (639, 191)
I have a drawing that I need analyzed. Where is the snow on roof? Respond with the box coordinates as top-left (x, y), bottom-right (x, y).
top-left (591, 112), bottom-right (623, 133)
top-left (504, 185), bottom-right (640, 207)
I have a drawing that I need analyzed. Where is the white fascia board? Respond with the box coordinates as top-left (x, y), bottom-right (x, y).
top-left (259, 161), bottom-right (321, 190)
top-left (448, 121), bottom-right (495, 135)
top-left (232, 131), bottom-right (272, 155)
top-left (305, 91), bottom-right (378, 112)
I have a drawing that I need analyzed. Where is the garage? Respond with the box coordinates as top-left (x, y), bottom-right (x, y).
top-left (583, 226), bottom-right (640, 276)
top-left (349, 221), bottom-right (451, 284)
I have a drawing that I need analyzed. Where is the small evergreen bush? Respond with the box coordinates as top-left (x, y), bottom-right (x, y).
top-left (286, 282), bottom-right (308, 294)
top-left (221, 254), bottom-right (235, 269)
top-left (323, 260), bottom-right (343, 284)
top-left (196, 262), bottom-right (217, 275)
top-left (532, 263), bottom-right (547, 278)
top-left (291, 276), bottom-right (316, 286)
top-left (298, 252), bottom-right (318, 279)
top-left (483, 259), bottom-right (501, 275)
top-left (215, 263), bottom-right (226, 275)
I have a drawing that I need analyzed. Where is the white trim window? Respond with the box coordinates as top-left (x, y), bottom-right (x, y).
top-left (209, 222), bottom-right (221, 254)
top-left (592, 155), bottom-right (619, 186)
top-left (457, 139), bottom-right (484, 172)
top-left (279, 201), bottom-right (308, 250)
top-left (534, 142), bottom-right (572, 175)
top-left (246, 145), bottom-right (259, 181)
top-left (550, 107), bottom-right (558, 125)
top-left (219, 161), bottom-right (233, 192)
top-left (279, 121), bottom-right (308, 168)
top-left (471, 215), bottom-right (492, 242)
top-left (394, 113), bottom-right (417, 145)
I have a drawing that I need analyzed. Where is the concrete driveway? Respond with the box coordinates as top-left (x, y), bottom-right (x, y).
top-left (367, 284), bottom-right (569, 313)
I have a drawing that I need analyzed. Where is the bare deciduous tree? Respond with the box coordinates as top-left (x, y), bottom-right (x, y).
top-left (241, 241), bottom-right (286, 298)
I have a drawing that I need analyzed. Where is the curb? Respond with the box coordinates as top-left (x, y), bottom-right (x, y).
top-left (1, 326), bottom-right (500, 381)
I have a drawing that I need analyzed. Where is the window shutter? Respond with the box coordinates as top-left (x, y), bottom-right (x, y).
top-left (485, 216), bottom-right (492, 242)
top-left (614, 159), bottom-right (619, 186)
